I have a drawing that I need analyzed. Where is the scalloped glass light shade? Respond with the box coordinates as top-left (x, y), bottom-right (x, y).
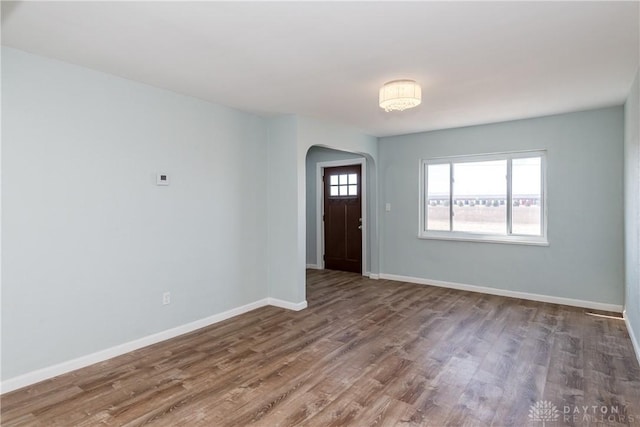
top-left (379, 80), bottom-right (422, 112)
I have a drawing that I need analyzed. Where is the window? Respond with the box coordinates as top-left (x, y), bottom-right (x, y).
top-left (419, 151), bottom-right (547, 245)
top-left (329, 174), bottom-right (358, 197)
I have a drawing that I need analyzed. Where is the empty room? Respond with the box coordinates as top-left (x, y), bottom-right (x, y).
top-left (2, 1), bottom-right (640, 426)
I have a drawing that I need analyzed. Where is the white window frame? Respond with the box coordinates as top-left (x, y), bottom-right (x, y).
top-left (418, 150), bottom-right (548, 246)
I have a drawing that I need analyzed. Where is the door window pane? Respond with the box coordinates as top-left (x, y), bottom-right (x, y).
top-left (452, 160), bottom-right (507, 234)
top-left (426, 163), bottom-right (450, 231)
top-left (329, 173), bottom-right (358, 198)
top-left (512, 157), bottom-right (542, 235)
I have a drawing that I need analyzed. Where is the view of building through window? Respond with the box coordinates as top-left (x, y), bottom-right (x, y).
top-left (452, 159), bottom-right (508, 234)
top-left (512, 157), bottom-right (542, 235)
top-left (424, 153), bottom-right (544, 238)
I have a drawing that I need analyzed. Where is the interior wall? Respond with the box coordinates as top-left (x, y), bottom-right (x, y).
top-left (379, 106), bottom-right (625, 306)
top-left (8, 42), bottom-right (631, 387)
top-left (261, 116), bottom-right (380, 307)
top-left (305, 146), bottom-right (364, 267)
top-left (264, 116), bottom-right (378, 307)
top-left (1, 48), bottom-right (269, 381)
top-left (0, 48), bottom-right (380, 383)
top-left (298, 117), bottom-right (379, 278)
top-left (266, 115), bottom-right (301, 303)
top-left (624, 69), bottom-right (640, 354)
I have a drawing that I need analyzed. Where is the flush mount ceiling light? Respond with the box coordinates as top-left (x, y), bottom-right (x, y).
top-left (379, 80), bottom-right (422, 112)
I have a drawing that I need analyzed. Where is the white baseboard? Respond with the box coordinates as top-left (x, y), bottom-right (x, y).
top-left (268, 298), bottom-right (308, 311)
top-left (367, 272), bottom-right (380, 280)
top-left (623, 310), bottom-right (640, 368)
top-left (1, 296), bottom-right (307, 394)
top-left (306, 264), bottom-right (321, 270)
top-left (379, 273), bottom-right (623, 313)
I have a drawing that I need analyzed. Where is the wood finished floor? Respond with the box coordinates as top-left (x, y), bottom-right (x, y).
top-left (2, 269), bottom-right (640, 426)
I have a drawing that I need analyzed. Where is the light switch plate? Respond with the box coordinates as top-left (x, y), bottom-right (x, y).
top-left (156, 173), bottom-right (170, 186)
top-left (385, 203), bottom-right (391, 211)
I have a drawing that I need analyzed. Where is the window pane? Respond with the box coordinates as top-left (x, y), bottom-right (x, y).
top-left (339, 185), bottom-right (348, 196)
top-left (330, 186), bottom-right (339, 196)
top-left (348, 185), bottom-right (357, 195)
top-left (330, 175), bottom-right (338, 185)
top-left (512, 157), bottom-right (542, 235)
top-left (339, 174), bottom-right (348, 185)
top-left (453, 160), bottom-right (507, 234)
top-left (348, 174), bottom-right (357, 184)
top-left (426, 163), bottom-right (450, 231)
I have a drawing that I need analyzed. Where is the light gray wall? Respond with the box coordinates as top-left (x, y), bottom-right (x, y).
top-left (0, 49), bottom-right (380, 383)
top-left (265, 116), bottom-right (379, 304)
top-left (266, 115), bottom-right (301, 303)
top-left (298, 118), bottom-right (379, 276)
top-left (1, 48), bottom-right (269, 380)
top-left (625, 69), bottom-right (640, 348)
top-left (379, 107), bottom-right (624, 305)
top-left (5, 44), bottom-right (630, 386)
top-left (305, 146), bottom-right (363, 266)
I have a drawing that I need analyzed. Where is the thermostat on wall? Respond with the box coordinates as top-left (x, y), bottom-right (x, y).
top-left (156, 173), bottom-right (170, 186)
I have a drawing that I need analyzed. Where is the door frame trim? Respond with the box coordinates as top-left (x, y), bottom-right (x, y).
top-left (316, 158), bottom-right (367, 275)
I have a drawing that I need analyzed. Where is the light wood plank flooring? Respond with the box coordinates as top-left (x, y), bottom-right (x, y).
top-left (2, 270), bottom-right (640, 426)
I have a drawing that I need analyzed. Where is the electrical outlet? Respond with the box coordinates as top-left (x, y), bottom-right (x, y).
top-left (162, 292), bottom-right (171, 305)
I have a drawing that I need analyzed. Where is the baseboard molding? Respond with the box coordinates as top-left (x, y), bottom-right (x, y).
top-left (1, 296), bottom-right (307, 394)
top-left (623, 310), bottom-right (640, 367)
top-left (367, 272), bottom-right (380, 280)
top-left (379, 273), bottom-right (623, 313)
top-left (268, 298), bottom-right (308, 311)
top-left (306, 264), bottom-right (321, 270)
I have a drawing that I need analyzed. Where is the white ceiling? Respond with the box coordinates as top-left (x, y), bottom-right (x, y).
top-left (2, 1), bottom-right (639, 137)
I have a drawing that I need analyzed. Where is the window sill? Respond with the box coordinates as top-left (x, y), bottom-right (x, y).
top-left (417, 232), bottom-right (549, 246)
